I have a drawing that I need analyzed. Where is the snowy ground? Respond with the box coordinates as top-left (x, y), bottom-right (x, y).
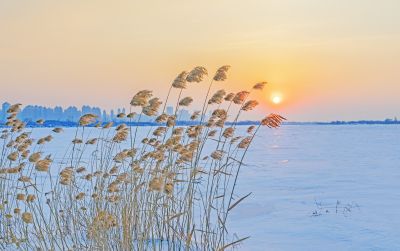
top-left (229, 125), bottom-right (400, 250)
top-left (24, 125), bottom-right (400, 250)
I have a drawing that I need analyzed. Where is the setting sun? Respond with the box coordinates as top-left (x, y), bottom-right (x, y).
top-left (272, 96), bottom-right (282, 104)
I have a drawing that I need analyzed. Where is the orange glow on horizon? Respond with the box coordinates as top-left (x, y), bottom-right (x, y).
top-left (0, 1), bottom-right (399, 121)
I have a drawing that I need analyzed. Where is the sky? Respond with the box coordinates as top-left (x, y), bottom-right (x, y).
top-left (0, 0), bottom-right (399, 121)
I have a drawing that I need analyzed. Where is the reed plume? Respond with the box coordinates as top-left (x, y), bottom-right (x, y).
top-left (253, 81), bottom-right (267, 90)
top-left (213, 65), bottom-right (231, 81)
top-left (172, 71), bottom-right (188, 89)
top-left (179, 97), bottom-right (193, 106)
top-left (130, 90), bottom-right (153, 106)
top-left (186, 66), bottom-right (208, 83)
top-left (241, 100), bottom-right (259, 111)
top-left (233, 91), bottom-right (250, 104)
top-left (79, 114), bottom-right (97, 126)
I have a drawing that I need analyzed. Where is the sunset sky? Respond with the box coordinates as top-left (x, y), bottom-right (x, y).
top-left (0, 0), bottom-right (399, 121)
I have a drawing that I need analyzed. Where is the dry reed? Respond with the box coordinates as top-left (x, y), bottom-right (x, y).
top-left (0, 66), bottom-right (285, 251)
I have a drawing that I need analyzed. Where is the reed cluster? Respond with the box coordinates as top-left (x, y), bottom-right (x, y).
top-left (0, 66), bottom-right (285, 250)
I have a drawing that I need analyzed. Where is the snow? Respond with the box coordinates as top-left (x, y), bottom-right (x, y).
top-left (25, 125), bottom-right (400, 250)
top-left (229, 125), bottom-right (400, 250)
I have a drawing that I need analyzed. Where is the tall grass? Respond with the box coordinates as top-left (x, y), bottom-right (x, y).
top-left (0, 66), bottom-right (285, 250)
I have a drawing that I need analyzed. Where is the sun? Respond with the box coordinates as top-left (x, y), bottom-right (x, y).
top-left (272, 96), bottom-right (282, 104)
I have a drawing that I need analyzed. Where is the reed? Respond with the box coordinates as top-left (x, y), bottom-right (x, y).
top-left (0, 66), bottom-right (285, 250)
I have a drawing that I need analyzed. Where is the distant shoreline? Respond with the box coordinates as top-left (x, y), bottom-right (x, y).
top-left (1, 119), bottom-right (399, 128)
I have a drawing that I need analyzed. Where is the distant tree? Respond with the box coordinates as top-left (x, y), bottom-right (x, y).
top-left (64, 106), bottom-right (80, 121)
top-left (110, 109), bottom-right (115, 121)
top-left (92, 107), bottom-right (102, 118)
top-left (102, 110), bottom-right (108, 121)
top-left (20, 105), bottom-right (35, 121)
top-left (54, 106), bottom-right (63, 120)
top-left (82, 105), bottom-right (92, 115)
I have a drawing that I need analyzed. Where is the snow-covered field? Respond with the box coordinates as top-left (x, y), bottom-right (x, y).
top-left (230, 125), bottom-right (400, 251)
top-left (27, 125), bottom-right (400, 251)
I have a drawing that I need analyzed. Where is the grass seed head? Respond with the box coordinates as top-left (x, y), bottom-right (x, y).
top-left (7, 152), bottom-right (18, 161)
top-left (223, 127), bottom-right (235, 138)
top-left (52, 127), bottom-right (63, 133)
top-left (149, 177), bottom-right (163, 192)
top-left (22, 212), bottom-right (33, 224)
top-left (79, 114), bottom-right (97, 126)
top-left (190, 111), bottom-right (201, 120)
top-left (103, 122), bottom-right (113, 129)
top-left (186, 66), bottom-right (208, 83)
top-left (29, 152), bottom-right (42, 163)
top-left (238, 136), bottom-right (252, 149)
top-left (127, 112), bottom-right (136, 118)
top-left (18, 176), bottom-right (31, 183)
top-left (76, 166), bottom-right (86, 173)
top-left (247, 125), bottom-right (256, 133)
top-left (208, 130), bottom-right (217, 137)
top-left (35, 159), bottom-right (52, 172)
top-left (86, 138), bottom-right (98, 145)
top-left (164, 182), bottom-right (174, 196)
top-left (112, 128), bottom-right (129, 143)
top-left (172, 71), bottom-right (188, 89)
top-left (143, 97), bottom-right (162, 116)
top-left (26, 194), bottom-right (36, 202)
top-left (208, 89), bottom-right (226, 105)
top-left (72, 138), bottom-right (83, 144)
top-left (130, 90), bottom-right (153, 106)
top-left (156, 113), bottom-right (169, 123)
top-left (36, 119), bottom-right (45, 125)
top-left (233, 91), bottom-right (250, 104)
top-left (253, 82), bottom-right (267, 90)
top-left (16, 194), bottom-right (26, 201)
top-left (167, 115), bottom-right (176, 127)
top-left (7, 104), bottom-right (22, 113)
top-left (75, 193), bottom-right (85, 200)
top-left (179, 97), bottom-right (193, 106)
top-left (211, 150), bottom-right (224, 160)
top-left (213, 65), bottom-right (230, 81)
top-left (261, 113), bottom-right (286, 128)
top-left (241, 100), bottom-right (259, 111)
top-left (44, 135), bottom-right (53, 142)
top-left (117, 113), bottom-right (126, 118)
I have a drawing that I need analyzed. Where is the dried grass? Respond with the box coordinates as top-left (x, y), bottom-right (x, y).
top-left (0, 66), bottom-right (285, 250)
